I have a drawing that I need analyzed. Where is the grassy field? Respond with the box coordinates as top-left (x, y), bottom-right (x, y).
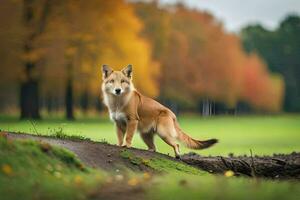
top-left (1, 114), bottom-right (299, 156)
top-left (1, 134), bottom-right (300, 200)
top-left (149, 173), bottom-right (300, 200)
top-left (1, 115), bottom-right (300, 200)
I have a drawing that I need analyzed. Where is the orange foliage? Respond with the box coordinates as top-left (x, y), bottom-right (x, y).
top-left (135, 2), bottom-right (284, 111)
top-left (241, 54), bottom-right (284, 111)
top-left (45, 0), bottom-right (159, 97)
top-left (0, 0), bottom-right (284, 112)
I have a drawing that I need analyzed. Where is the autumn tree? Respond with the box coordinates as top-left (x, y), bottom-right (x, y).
top-left (44, 0), bottom-right (159, 119)
top-left (19, 0), bottom-right (56, 119)
top-left (0, 0), bottom-right (285, 116)
top-left (134, 2), bottom-right (284, 113)
top-left (241, 54), bottom-right (284, 112)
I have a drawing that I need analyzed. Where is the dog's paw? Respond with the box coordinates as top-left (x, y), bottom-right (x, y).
top-left (122, 143), bottom-right (131, 148)
top-left (148, 148), bottom-right (156, 152)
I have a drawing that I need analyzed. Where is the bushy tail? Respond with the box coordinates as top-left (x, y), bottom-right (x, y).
top-left (174, 121), bottom-right (218, 149)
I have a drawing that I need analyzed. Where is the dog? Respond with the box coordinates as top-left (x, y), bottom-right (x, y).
top-left (101, 64), bottom-right (218, 158)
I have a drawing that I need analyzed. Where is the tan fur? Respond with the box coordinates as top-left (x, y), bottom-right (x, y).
top-left (101, 65), bottom-right (218, 158)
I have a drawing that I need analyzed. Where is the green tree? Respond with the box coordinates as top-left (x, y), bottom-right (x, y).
top-left (241, 15), bottom-right (300, 112)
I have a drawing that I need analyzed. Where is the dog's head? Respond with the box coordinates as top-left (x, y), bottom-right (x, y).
top-left (101, 64), bottom-right (134, 96)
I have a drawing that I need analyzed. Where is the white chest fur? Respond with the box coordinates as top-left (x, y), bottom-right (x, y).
top-left (109, 111), bottom-right (127, 122)
top-left (102, 91), bottom-right (133, 123)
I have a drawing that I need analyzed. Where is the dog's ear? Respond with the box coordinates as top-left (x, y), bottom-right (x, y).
top-left (102, 64), bottom-right (113, 79)
top-left (121, 64), bottom-right (133, 79)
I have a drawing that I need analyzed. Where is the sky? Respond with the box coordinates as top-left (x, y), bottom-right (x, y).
top-left (159, 0), bottom-right (300, 32)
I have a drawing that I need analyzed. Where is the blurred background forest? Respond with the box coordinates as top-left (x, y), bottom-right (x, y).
top-left (0, 0), bottom-right (299, 120)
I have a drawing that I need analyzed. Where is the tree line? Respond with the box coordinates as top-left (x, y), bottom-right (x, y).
top-left (241, 15), bottom-right (300, 112)
top-left (0, 0), bottom-right (286, 119)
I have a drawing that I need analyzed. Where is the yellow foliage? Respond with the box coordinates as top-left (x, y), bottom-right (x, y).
top-left (81, 0), bottom-right (159, 97)
top-left (65, 47), bottom-right (77, 57)
top-left (57, 0), bottom-right (159, 97)
top-left (21, 48), bottom-right (46, 62)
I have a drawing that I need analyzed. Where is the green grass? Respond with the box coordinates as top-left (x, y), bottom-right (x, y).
top-left (1, 114), bottom-right (299, 156)
top-left (0, 136), bottom-right (105, 200)
top-left (49, 127), bottom-right (92, 141)
top-left (148, 173), bottom-right (300, 200)
top-left (120, 149), bottom-right (204, 175)
top-left (1, 121), bottom-right (300, 200)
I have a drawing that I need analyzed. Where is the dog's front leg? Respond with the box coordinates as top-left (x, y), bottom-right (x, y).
top-left (123, 119), bottom-right (138, 148)
top-left (116, 123), bottom-right (125, 146)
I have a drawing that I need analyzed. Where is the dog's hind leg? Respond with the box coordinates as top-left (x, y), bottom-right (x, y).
top-left (156, 116), bottom-right (181, 158)
top-left (140, 132), bottom-right (156, 152)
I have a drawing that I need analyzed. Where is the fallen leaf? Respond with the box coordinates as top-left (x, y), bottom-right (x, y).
top-left (143, 172), bottom-right (151, 180)
top-left (224, 170), bottom-right (234, 177)
top-left (128, 178), bottom-right (139, 186)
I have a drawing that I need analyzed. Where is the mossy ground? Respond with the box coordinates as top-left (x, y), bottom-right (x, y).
top-left (1, 134), bottom-right (300, 200)
top-left (120, 149), bottom-right (206, 175)
top-left (0, 136), bottom-right (104, 200)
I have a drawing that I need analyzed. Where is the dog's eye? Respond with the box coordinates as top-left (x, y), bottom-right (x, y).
top-left (109, 79), bottom-right (114, 83)
top-left (121, 80), bottom-right (125, 83)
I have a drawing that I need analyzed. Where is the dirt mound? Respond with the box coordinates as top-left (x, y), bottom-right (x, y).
top-left (6, 132), bottom-right (179, 173)
top-left (181, 152), bottom-right (300, 180)
top-left (6, 132), bottom-right (300, 180)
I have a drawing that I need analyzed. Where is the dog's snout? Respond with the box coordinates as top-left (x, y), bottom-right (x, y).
top-left (115, 88), bottom-right (121, 94)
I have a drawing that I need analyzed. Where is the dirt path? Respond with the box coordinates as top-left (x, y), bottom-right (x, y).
top-left (6, 132), bottom-right (300, 180)
top-left (6, 132), bottom-right (178, 172)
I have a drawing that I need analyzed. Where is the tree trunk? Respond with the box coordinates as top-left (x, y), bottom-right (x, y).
top-left (20, 0), bottom-right (51, 119)
top-left (46, 94), bottom-right (54, 114)
top-left (202, 98), bottom-right (212, 116)
top-left (20, 76), bottom-right (40, 119)
top-left (20, 0), bottom-right (40, 119)
top-left (20, 53), bottom-right (40, 119)
top-left (80, 89), bottom-right (89, 114)
top-left (65, 79), bottom-right (74, 120)
top-left (65, 62), bottom-right (74, 120)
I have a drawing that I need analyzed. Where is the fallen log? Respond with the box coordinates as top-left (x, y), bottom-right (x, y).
top-left (181, 152), bottom-right (300, 180)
